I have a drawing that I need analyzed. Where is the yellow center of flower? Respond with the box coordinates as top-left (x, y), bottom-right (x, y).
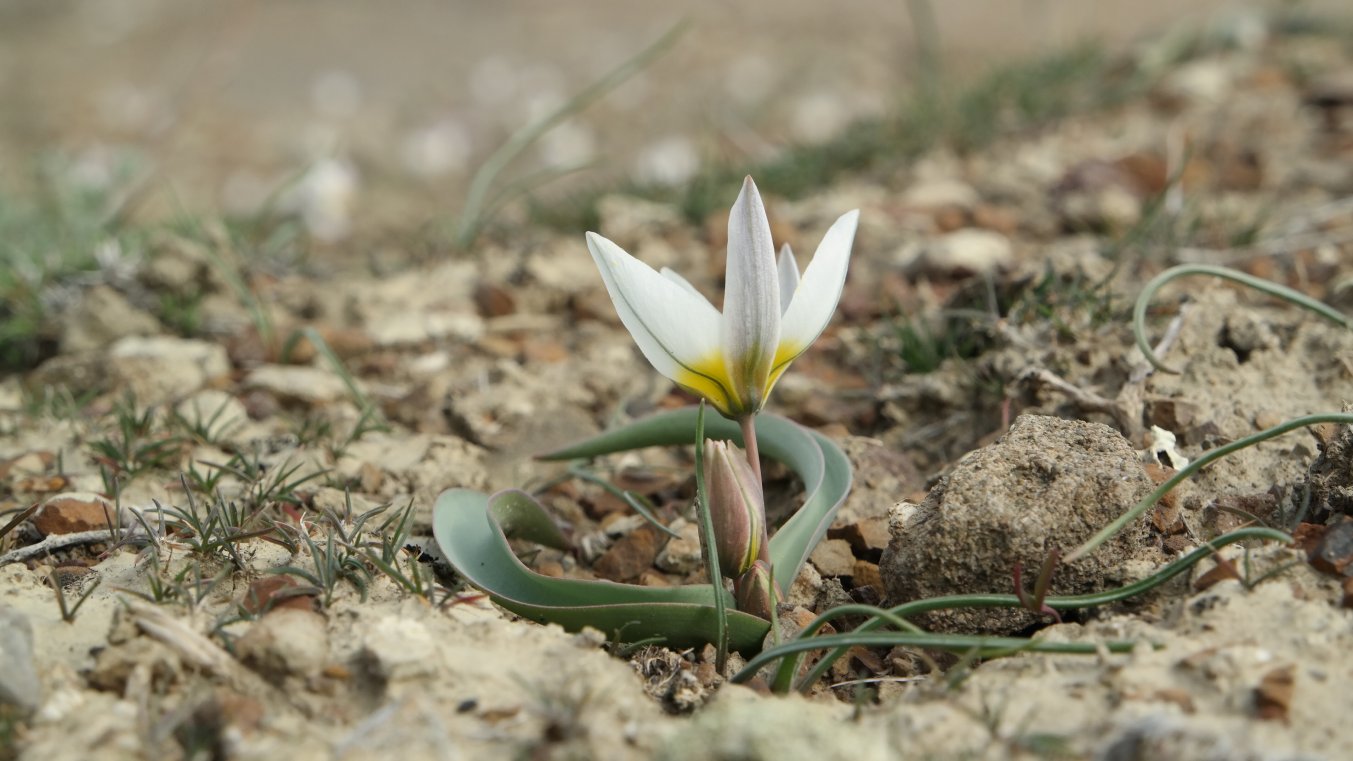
top-left (676, 353), bottom-right (741, 417)
top-left (675, 341), bottom-right (804, 418)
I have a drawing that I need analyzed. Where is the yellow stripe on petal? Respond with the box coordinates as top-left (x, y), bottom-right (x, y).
top-left (676, 353), bottom-right (742, 418)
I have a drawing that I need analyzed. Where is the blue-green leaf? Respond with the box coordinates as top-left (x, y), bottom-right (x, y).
top-left (432, 488), bottom-right (771, 650)
top-left (540, 408), bottom-right (852, 591)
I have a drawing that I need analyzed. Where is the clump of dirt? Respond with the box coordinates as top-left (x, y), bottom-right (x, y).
top-left (880, 414), bottom-right (1163, 632)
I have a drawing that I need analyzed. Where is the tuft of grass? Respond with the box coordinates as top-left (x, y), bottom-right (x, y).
top-left (154, 488), bottom-right (274, 569)
top-left (170, 396), bottom-right (244, 448)
top-left (89, 395), bottom-right (185, 492)
top-left (155, 289), bottom-right (205, 337)
top-left (891, 310), bottom-right (994, 375)
top-left (1006, 263), bottom-right (1120, 340)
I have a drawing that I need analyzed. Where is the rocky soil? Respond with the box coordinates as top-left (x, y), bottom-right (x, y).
top-left (5, 14), bottom-right (1353, 761)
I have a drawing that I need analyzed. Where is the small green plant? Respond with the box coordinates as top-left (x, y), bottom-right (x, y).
top-left (272, 524), bottom-right (372, 608)
top-left (170, 397), bottom-right (243, 448)
top-left (270, 497), bottom-right (424, 607)
top-left (358, 501), bottom-right (445, 600)
top-left (1007, 263), bottom-right (1119, 338)
top-left (153, 488), bottom-right (274, 569)
top-left (156, 290), bottom-right (205, 337)
top-left (89, 395), bottom-right (185, 491)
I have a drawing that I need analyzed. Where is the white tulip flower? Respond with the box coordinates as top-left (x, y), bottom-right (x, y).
top-left (585, 176), bottom-right (859, 420)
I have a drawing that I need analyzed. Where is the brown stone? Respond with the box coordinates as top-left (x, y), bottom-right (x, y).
top-left (1146, 399), bottom-right (1198, 433)
top-left (932, 205), bottom-right (968, 233)
top-left (1162, 535), bottom-right (1194, 555)
top-left (971, 204), bottom-right (1019, 235)
top-left (242, 576), bottom-right (317, 614)
top-left (474, 282), bottom-right (516, 317)
top-left (1309, 518), bottom-right (1353, 576)
top-left (285, 326), bottom-right (374, 364)
top-left (14, 475), bottom-right (71, 495)
top-left (535, 560), bottom-right (565, 578)
top-left (1254, 666), bottom-right (1295, 723)
top-left (830, 516), bottom-right (891, 556)
top-left (638, 571), bottom-right (672, 587)
top-left (32, 493), bottom-right (118, 536)
top-left (522, 338), bottom-right (568, 364)
top-left (0, 451), bottom-right (55, 480)
top-left (585, 490), bottom-right (631, 521)
top-left (1193, 557), bottom-right (1241, 591)
top-left (852, 559), bottom-right (883, 591)
top-left (593, 524), bottom-right (667, 582)
top-left (809, 538), bottom-right (856, 578)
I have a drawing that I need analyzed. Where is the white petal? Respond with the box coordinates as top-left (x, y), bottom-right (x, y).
top-left (659, 266), bottom-right (709, 304)
top-left (775, 209), bottom-right (859, 368)
top-left (586, 232), bottom-right (722, 381)
top-left (722, 177), bottom-right (781, 408)
top-left (776, 243), bottom-right (799, 316)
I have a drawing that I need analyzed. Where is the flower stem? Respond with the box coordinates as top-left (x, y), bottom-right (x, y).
top-left (739, 415), bottom-right (762, 484)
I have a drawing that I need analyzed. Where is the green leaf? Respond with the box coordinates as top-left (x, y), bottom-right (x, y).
top-left (433, 408), bottom-right (851, 651)
top-left (540, 407), bottom-right (853, 589)
top-left (432, 488), bottom-right (771, 650)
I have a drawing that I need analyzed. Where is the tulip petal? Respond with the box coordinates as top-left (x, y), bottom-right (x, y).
top-left (773, 209), bottom-right (859, 374)
top-left (776, 244), bottom-right (799, 316)
top-left (722, 176), bottom-right (781, 412)
top-left (587, 232), bottom-right (730, 406)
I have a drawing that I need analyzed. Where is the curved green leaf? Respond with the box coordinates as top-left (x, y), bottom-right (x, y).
top-left (539, 407), bottom-right (853, 588)
top-left (432, 488), bottom-right (771, 650)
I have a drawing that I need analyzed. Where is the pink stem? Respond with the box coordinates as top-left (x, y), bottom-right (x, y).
top-left (738, 415), bottom-right (762, 484)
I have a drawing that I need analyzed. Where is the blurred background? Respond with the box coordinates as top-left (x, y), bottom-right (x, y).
top-left (0, 0), bottom-right (1345, 244)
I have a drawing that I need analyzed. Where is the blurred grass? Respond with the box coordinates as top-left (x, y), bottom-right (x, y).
top-left (531, 42), bottom-right (1141, 231)
top-left (0, 158), bottom-right (136, 371)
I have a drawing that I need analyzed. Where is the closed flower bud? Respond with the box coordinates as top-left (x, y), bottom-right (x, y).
top-left (703, 439), bottom-right (767, 579)
top-left (734, 559), bottom-right (778, 622)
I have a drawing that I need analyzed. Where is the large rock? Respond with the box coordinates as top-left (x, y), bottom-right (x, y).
top-left (880, 414), bottom-right (1160, 633)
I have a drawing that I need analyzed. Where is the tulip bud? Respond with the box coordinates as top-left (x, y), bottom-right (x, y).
top-left (734, 559), bottom-right (778, 621)
top-left (703, 439), bottom-right (767, 579)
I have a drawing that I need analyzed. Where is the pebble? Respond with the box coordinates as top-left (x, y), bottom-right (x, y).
top-left (654, 520), bottom-right (703, 575)
top-left (236, 608), bottom-right (330, 681)
top-left (901, 178), bottom-right (980, 210)
top-left (808, 538), bottom-right (857, 578)
top-left (360, 615), bottom-right (437, 682)
top-left (109, 335), bottom-right (232, 404)
top-left (59, 285), bottom-right (161, 354)
top-left (245, 364), bottom-right (351, 404)
top-left (0, 605), bottom-right (40, 711)
top-left (32, 492), bottom-right (119, 537)
top-left (593, 524), bottom-right (668, 582)
top-left (910, 229), bottom-right (1014, 276)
